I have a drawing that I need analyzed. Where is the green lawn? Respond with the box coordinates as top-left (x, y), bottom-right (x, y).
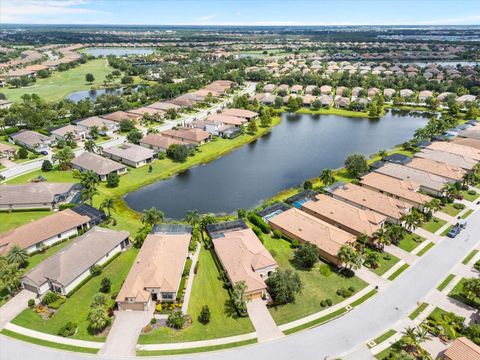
top-left (2, 59), bottom-right (116, 103)
top-left (0, 329), bottom-right (98, 354)
top-left (416, 242), bottom-right (435, 256)
top-left (437, 274), bottom-right (455, 292)
top-left (408, 303), bottom-right (429, 320)
top-left (138, 247), bottom-right (254, 344)
top-left (448, 278), bottom-right (480, 309)
top-left (421, 217), bottom-right (447, 234)
top-left (440, 203), bottom-right (464, 217)
top-left (387, 263), bottom-right (409, 281)
top-left (262, 235), bottom-right (367, 325)
top-left (397, 233), bottom-right (425, 253)
top-left (136, 339), bottom-right (257, 356)
top-left (364, 248), bottom-right (400, 276)
top-left (0, 210), bottom-right (52, 234)
top-left (462, 250), bottom-right (479, 265)
top-left (461, 209), bottom-right (474, 219)
top-left (372, 329), bottom-right (396, 346)
top-left (461, 190), bottom-right (480, 202)
top-left (12, 248), bottom-right (138, 341)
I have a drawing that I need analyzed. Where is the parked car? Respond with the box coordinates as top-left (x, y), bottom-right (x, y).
top-left (447, 226), bottom-right (461, 238)
top-left (457, 219), bottom-right (467, 229)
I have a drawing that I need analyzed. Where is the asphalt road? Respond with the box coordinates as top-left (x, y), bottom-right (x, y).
top-left (1, 210), bottom-right (478, 360)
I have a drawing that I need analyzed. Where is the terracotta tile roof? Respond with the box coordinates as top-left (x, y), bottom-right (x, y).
top-left (416, 149), bottom-right (476, 171)
top-left (161, 127), bottom-right (210, 143)
top-left (213, 228), bottom-right (277, 294)
top-left (127, 107), bottom-right (165, 117)
top-left (222, 108), bottom-right (258, 119)
top-left (406, 157), bottom-right (466, 181)
top-left (207, 113), bottom-right (247, 126)
top-left (147, 102), bottom-right (181, 111)
top-left (0, 209), bottom-right (90, 254)
top-left (452, 137), bottom-right (480, 150)
top-left (330, 183), bottom-right (412, 220)
top-left (117, 233), bottom-right (190, 303)
top-left (302, 194), bottom-right (386, 237)
top-left (269, 208), bottom-right (356, 258)
top-left (443, 337), bottom-right (480, 360)
top-left (360, 172), bottom-right (432, 206)
top-left (102, 111), bottom-right (141, 123)
top-left (140, 134), bottom-right (188, 150)
top-left (427, 141), bottom-right (480, 161)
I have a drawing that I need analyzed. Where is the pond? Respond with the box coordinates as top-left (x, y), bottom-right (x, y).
top-left (83, 47), bottom-right (155, 57)
top-left (66, 87), bottom-right (124, 102)
top-left (125, 110), bottom-right (429, 219)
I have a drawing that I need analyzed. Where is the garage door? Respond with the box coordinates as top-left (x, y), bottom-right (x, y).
top-left (22, 284), bottom-right (38, 294)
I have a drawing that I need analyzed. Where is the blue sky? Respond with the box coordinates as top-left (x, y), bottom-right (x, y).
top-left (2, 1), bottom-right (480, 25)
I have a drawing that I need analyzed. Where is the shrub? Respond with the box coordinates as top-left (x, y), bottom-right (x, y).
top-left (336, 288), bottom-right (345, 297)
top-left (273, 230), bottom-right (282, 239)
top-left (41, 160), bottom-right (53, 172)
top-left (28, 299), bottom-right (35, 308)
top-left (106, 172), bottom-right (119, 188)
top-left (155, 303), bottom-right (162, 312)
top-left (252, 226), bottom-right (264, 242)
top-left (150, 317), bottom-right (157, 325)
top-left (48, 297), bottom-right (66, 309)
top-left (291, 239), bottom-right (300, 248)
top-left (57, 322), bottom-right (77, 337)
top-left (42, 292), bottom-right (60, 305)
top-left (348, 286), bottom-right (356, 293)
top-left (167, 310), bottom-right (185, 329)
top-left (90, 293), bottom-right (109, 308)
top-left (90, 264), bottom-right (102, 276)
top-left (100, 277), bottom-right (111, 293)
top-left (453, 203), bottom-right (465, 210)
top-left (198, 305), bottom-right (211, 325)
top-left (18, 147), bottom-right (28, 159)
top-left (320, 300), bottom-right (327, 307)
top-left (293, 243), bottom-right (319, 269)
top-left (344, 289), bottom-right (353, 297)
top-left (319, 264), bottom-right (333, 276)
top-left (247, 213), bottom-right (271, 234)
top-left (326, 298), bottom-right (333, 306)
top-left (468, 190), bottom-right (477, 196)
top-left (194, 261), bottom-right (199, 274)
top-left (474, 260), bottom-right (480, 272)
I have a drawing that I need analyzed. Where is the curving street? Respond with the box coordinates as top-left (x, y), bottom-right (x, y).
top-left (1, 209), bottom-right (478, 360)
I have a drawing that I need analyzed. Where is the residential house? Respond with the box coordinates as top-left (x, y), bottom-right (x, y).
top-left (374, 163), bottom-right (450, 196)
top-left (427, 141), bottom-right (480, 161)
top-left (442, 337), bottom-right (480, 360)
top-left (76, 116), bottom-right (119, 136)
top-left (325, 182), bottom-right (412, 224)
top-left (0, 142), bottom-right (16, 159)
top-left (452, 137), bottom-right (480, 150)
top-left (10, 130), bottom-right (54, 153)
top-left (212, 227), bottom-right (277, 300)
top-left (51, 124), bottom-right (87, 142)
top-left (334, 96), bottom-right (350, 108)
top-left (0, 209), bottom-right (90, 255)
top-left (117, 231), bottom-right (190, 310)
top-left (263, 84), bottom-right (276, 93)
top-left (127, 107), bottom-right (165, 118)
top-left (71, 152), bottom-right (127, 181)
top-left (305, 85), bottom-right (317, 94)
top-left (161, 127), bottom-right (211, 146)
top-left (418, 90), bottom-right (433, 102)
top-left (102, 111), bottom-right (142, 123)
top-left (320, 85), bottom-right (333, 95)
top-left (0, 182), bottom-right (80, 211)
top-left (102, 143), bottom-right (155, 168)
top-left (147, 102), bottom-right (181, 111)
top-left (207, 113), bottom-right (247, 127)
top-left (291, 85), bottom-right (303, 94)
top-left (301, 194), bottom-right (386, 240)
top-left (140, 134), bottom-right (190, 153)
top-left (222, 108), bottom-right (258, 120)
top-left (400, 89), bottom-right (415, 99)
top-left (415, 149), bottom-right (476, 171)
top-left (22, 227), bottom-right (129, 296)
top-left (456, 94), bottom-right (476, 106)
top-left (360, 172), bottom-right (432, 210)
top-left (406, 157), bottom-right (466, 182)
top-left (268, 208), bottom-right (357, 266)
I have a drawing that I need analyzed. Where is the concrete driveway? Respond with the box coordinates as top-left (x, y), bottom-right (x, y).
top-left (99, 309), bottom-right (153, 357)
top-left (0, 290), bottom-right (35, 330)
top-left (246, 299), bottom-right (283, 343)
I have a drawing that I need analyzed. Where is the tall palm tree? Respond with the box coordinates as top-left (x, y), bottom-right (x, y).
top-left (373, 228), bottom-right (390, 252)
top-left (7, 245), bottom-right (28, 265)
top-left (81, 186), bottom-right (98, 206)
top-left (100, 198), bottom-right (114, 216)
top-left (425, 198), bottom-right (441, 214)
top-left (89, 126), bottom-right (100, 140)
top-left (141, 207), bottom-right (164, 227)
top-left (199, 214), bottom-right (217, 241)
top-left (52, 146), bottom-right (75, 171)
top-left (185, 210), bottom-right (200, 227)
top-left (378, 150), bottom-right (388, 160)
top-left (319, 168), bottom-right (335, 186)
top-left (385, 224), bottom-right (406, 245)
top-left (337, 245), bottom-right (363, 273)
top-left (84, 139), bottom-right (97, 153)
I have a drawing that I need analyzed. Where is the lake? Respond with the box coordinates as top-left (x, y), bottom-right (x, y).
top-left (83, 47), bottom-right (155, 57)
top-left (66, 87), bottom-right (124, 102)
top-left (125, 110), bottom-right (429, 219)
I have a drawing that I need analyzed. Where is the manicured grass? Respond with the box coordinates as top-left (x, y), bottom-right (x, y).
top-left (136, 339), bottom-right (258, 356)
top-left (427, 307), bottom-right (463, 339)
top-left (416, 242), bottom-right (435, 257)
top-left (12, 248), bottom-right (138, 341)
top-left (397, 233), bottom-right (425, 253)
top-left (462, 190), bottom-right (480, 202)
top-left (440, 203), bottom-right (464, 217)
top-left (461, 209), bottom-right (474, 219)
top-left (375, 340), bottom-right (404, 360)
top-left (138, 247), bottom-right (254, 344)
top-left (437, 274), bottom-right (455, 292)
top-left (462, 249), bottom-right (479, 265)
top-left (408, 303), bottom-right (429, 320)
top-left (372, 329), bottom-right (397, 346)
top-left (448, 277), bottom-right (480, 309)
top-left (3, 59), bottom-right (115, 103)
top-left (387, 263), bottom-right (409, 281)
top-left (364, 249), bottom-right (400, 276)
top-left (0, 329), bottom-right (98, 354)
top-left (283, 307), bottom-right (348, 335)
top-left (0, 210), bottom-right (52, 234)
top-left (421, 217), bottom-right (447, 234)
top-left (263, 235), bottom-right (367, 325)
top-left (349, 289), bottom-right (378, 307)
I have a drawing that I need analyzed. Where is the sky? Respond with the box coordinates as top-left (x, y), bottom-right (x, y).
top-left (1, 0), bottom-right (480, 26)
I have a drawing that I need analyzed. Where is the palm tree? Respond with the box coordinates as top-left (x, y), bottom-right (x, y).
top-left (64, 131), bottom-right (75, 145)
top-left (378, 150), bottom-right (388, 160)
top-left (319, 168), bottom-right (335, 186)
top-left (185, 210), bottom-right (200, 227)
top-left (425, 198), bottom-right (441, 214)
top-left (442, 183), bottom-right (458, 200)
top-left (365, 251), bottom-right (379, 269)
top-left (7, 245), bottom-right (28, 265)
top-left (337, 245), bottom-right (363, 273)
top-left (356, 233), bottom-right (369, 245)
top-left (401, 212), bottom-right (421, 232)
top-left (81, 186), bottom-right (98, 206)
top-left (80, 170), bottom-right (100, 189)
top-left (89, 126), bottom-right (100, 140)
top-left (52, 146), bottom-right (74, 171)
top-left (100, 198), bottom-right (114, 216)
top-left (84, 139), bottom-right (97, 153)
top-left (199, 214), bottom-right (217, 241)
top-left (462, 171), bottom-right (477, 186)
top-left (141, 207), bottom-right (164, 227)
top-left (373, 228), bottom-right (390, 252)
top-left (385, 224), bottom-right (406, 245)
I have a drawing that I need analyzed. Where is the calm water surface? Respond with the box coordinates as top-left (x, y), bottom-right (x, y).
top-left (84, 47), bottom-right (155, 57)
top-left (125, 111), bottom-right (429, 219)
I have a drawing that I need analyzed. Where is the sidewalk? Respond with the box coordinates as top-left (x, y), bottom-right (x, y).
top-left (181, 243), bottom-right (200, 314)
top-left (385, 245), bottom-right (417, 264)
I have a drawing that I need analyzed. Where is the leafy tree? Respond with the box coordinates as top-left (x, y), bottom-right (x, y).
top-left (344, 154), bottom-right (368, 178)
top-left (18, 147), bottom-right (28, 159)
top-left (247, 120), bottom-right (257, 134)
top-left (127, 129), bottom-right (143, 144)
top-left (274, 96), bottom-right (283, 109)
top-left (106, 172), bottom-right (120, 188)
top-left (303, 180), bottom-right (313, 190)
top-left (89, 126), bottom-right (100, 140)
top-left (166, 108), bottom-right (177, 120)
top-left (293, 243), bottom-right (319, 269)
top-left (185, 210), bottom-right (200, 226)
top-left (85, 73), bottom-right (95, 83)
top-left (167, 310), bottom-right (185, 329)
top-left (119, 119), bottom-right (135, 132)
top-left (287, 96), bottom-right (301, 111)
top-left (0, 259), bottom-right (21, 294)
top-left (167, 144), bottom-right (190, 162)
top-left (232, 281), bottom-right (247, 314)
top-left (198, 305), bottom-right (211, 325)
top-left (141, 207), bottom-right (164, 227)
top-left (87, 307), bottom-right (110, 332)
top-left (100, 278), bottom-right (111, 293)
top-left (52, 146), bottom-right (74, 171)
top-left (7, 245), bottom-right (28, 266)
top-left (462, 278), bottom-right (480, 306)
top-left (90, 293), bottom-right (109, 308)
top-left (121, 76), bottom-right (134, 85)
top-left (41, 159), bottom-right (53, 172)
top-left (266, 269), bottom-right (302, 305)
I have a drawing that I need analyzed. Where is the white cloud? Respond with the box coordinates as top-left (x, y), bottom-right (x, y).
top-left (237, 12), bottom-right (242, 16)
top-left (195, 14), bottom-right (217, 22)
